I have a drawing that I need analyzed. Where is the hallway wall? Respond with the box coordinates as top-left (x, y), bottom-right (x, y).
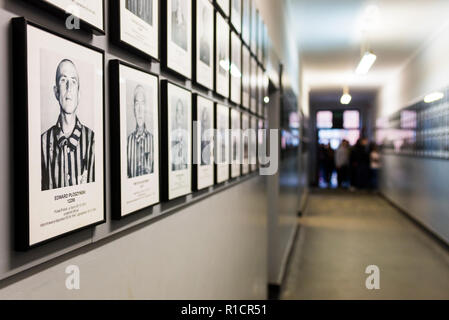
top-left (0, 0), bottom-right (274, 299)
top-left (377, 21), bottom-right (449, 244)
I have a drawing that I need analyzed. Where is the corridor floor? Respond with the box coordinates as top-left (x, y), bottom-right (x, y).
top-left (281, 190), bottom-right (449, 300)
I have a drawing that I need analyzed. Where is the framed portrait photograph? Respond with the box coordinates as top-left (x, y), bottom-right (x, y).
top-left (25, 0), bottom-right (105, 34)
top-left (111, 0), bottom-right (159, 60)
top-left (231, 0), bottom-right (242, 33)
top-left (241, 0), bottom-right (251, 45)
top-left (193, 95), bottom-right (215, 190)
top-left (163, 0), bottom-right (192, 78)
top-left (257, 15), bottom-right (264, 63)
top-left (161, 81), bottom-right (192, 201)
top-left (215, 103), bottom-right (230, 184)
top-left (215, 12), bottom-right (230, 98)
top-left (258, 65), bottom-right (264, 116)
top-left (216, 0), bottom-right (230, 17)
top-left (241, 113), bottom-right (250, 175)
top-left (250, 2), bottom-right (258, 54)
top-left (110, 60), bottom-right (160, 219)
top-left (230, 109), bottom-right (241, 178)
top-left (230, 32), bottom-right (242, 105)
top-left (12, 18), bottom-right (105, 250)
top-left (250, 57), bottom-right (258, 114)
top-left (194, 0), bottom-right (214, 90)
top-left (250, 116), bottom-right (258, 172)
top-left (241, 45), bottom-right (251, 109)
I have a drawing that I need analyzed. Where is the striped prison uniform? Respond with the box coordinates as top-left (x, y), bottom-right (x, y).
top-left (41, 117), bottom-right (95, 191)
top-left (127, 126), bottom-right (154, 178)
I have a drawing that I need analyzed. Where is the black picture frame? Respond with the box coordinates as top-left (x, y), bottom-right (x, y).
top-left (215, 11), bottom-right (230, 98)
top-left (160, 80), bottom-right (193, 201)
top-left (161, 0), bottom-right (193, 80)
top-left (214, 103), bottom-right (231, 184)
top-left (192, 93), bottom-right (215, 191)
top-left (24, 0), bottom-right (106, 35)
top-left (193, 0), bottom-right (215, 90)
top-left (109, 59), bottom-right (161, 220)
top-left (110, 0), bottom-right (160, 61)
top-left (12, 17), bottom-right (106, 251)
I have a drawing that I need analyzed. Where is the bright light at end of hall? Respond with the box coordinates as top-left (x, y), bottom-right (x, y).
top-left (355, 51), bottom-right (377, 75)
top-left (264, 96), bottom-right (270, 104)
top-left (340, 87), bottom-right (352, 105)
top-left (424, 92), bottom-right (444, 104)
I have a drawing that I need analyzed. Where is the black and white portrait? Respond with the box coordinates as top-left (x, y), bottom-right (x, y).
top-left (127, 82), bottom-right (154, 178)
top-left (171, 0), bottom-right (187, 51)
top-left (230, 32), bottom-right (242, 104)
top-left (171, 97), bottom-right (188, 171)
top-left (216, 104), bottom-right (230, 183)
top-left (165, 82), bottom-right (192, 200)
top-left (231, 109), bottom-right (241, 178)
top-left (41, 57), bottom-right (95, 191)
top-left (200, 106), bottom-right (212, 165)
top-left (17, 20), bottom-right (104, 248)
top-left (126, 0), bottom-right (153, 25)
top-left (114, 61), bottom-right (159, 219)
top-left (199, 1), bottom-right (211, 66)
top-left (242, 45), bottom-right (250, 109)
top-left (215, 13), bottom-right (230, 97)
top-left (117, 0), bottom-right (159, 59)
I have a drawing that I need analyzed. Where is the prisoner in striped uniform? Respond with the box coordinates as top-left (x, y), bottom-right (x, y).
top-left (41, 59), bottom-right (95, 191)
top-left (127, 85), bottom-right (154, 178)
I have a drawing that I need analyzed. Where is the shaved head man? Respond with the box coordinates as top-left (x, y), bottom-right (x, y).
top-left (127, 84), bottom-right (154, 178)
top-left (41, 59), bottom-right (95, 191)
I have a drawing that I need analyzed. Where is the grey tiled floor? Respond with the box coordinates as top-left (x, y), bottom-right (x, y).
top-left (281, 190), bottom-right (449, 300)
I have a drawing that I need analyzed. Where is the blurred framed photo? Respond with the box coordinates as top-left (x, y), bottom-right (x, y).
top-left (216, 0), bottom-right (230, 17)
top-left (110, 60), bottom-right (160, 219)
top-left (258, 65), bottom-right (264, 116)
top-left (161, 81), bottom-right (192, 200)
top-left (215, 103), bottom-right (230, 183)
top-left (12, 18), bottom-right (105, 250)
top-left (231, 109), bottom-right (241, 178)
top-left (215, 12), bottom-right (230, 98)
top-left (241, 113), bottom-right (250, 175)
top-left (194, 0), bottom-right (214, 89)
top-left (163, 0), bottom-right (192, 78)
top-left (250, 57), bottom-right (258, 114)
top-left (257, 15), bottom-right (264, 62)
top-left (250, 116), bottom-right (258, 172)
top-left (111, 0), bottom-right (159, 60)
top-left (193, 95), bottom-right (215, 190)
top-left (250, 1), bottom-right (258, 54)
top-left (231, 0), bottom-right (242, 33)
top-left (241, 0), bottom-right (251, 45)
top-left (230, 32), bottom-right (242, 105)
top-left (241, 45), bottom-right (251, 109)
top-left (25, 0), bottom-right (105, 34)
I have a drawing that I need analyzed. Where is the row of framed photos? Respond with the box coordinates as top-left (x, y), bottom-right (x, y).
top-left (25, 0), bottom-right (269, 111)
top-left (12, 18), bottom-right (266, 250)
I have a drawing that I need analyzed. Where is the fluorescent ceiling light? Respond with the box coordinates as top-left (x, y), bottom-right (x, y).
top-left (264, 96), bottom-right (270, 104)
top-left (424, 92), bottom-right (444, 103)
top-left (340, 93), bottom-right (352, 105)
top-left (355, 51), bottom-right (377, 75)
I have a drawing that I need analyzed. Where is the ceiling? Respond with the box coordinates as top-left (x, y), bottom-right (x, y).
top-left (286, 0), bottom-right (449, 90)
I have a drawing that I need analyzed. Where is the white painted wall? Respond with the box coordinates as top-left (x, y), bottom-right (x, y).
top-left (377, 21), bottom-right (449, 244)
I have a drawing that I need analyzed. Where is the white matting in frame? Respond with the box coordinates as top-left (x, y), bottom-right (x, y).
top-left (167, 82), bottom-right (192, 200)
top-left (118, 62), bottom-right (160, 217)
top-left (19, 21), bottom-right (104, 248)
top-left (167, 0), bottom-right (192, 78)
top-left (119, 0), bottom-right (159, 59)
top-left (241, 113), bottom-right (250, 175)
top-left (242, 45), bottom-right (251, 109)
top-left (216, 0), bottom-right (230, 16)
top-left (250, 116), bottom-right (258, 172)
top-left (231, 0), bottom-right (242, 33)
